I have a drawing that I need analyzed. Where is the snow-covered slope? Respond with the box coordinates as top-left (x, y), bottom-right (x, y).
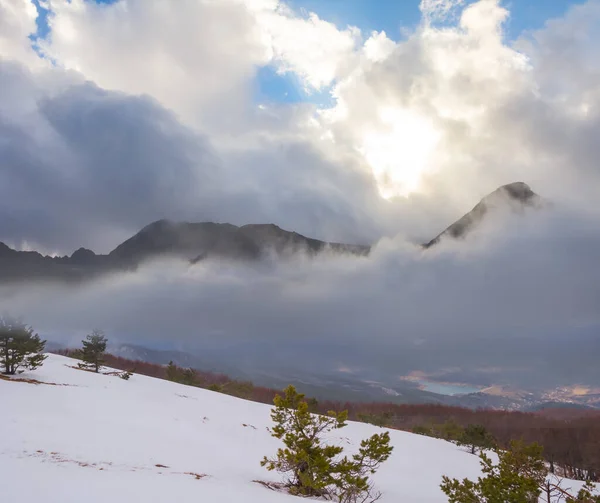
top-left (0, 355), bottom-right (588, 502)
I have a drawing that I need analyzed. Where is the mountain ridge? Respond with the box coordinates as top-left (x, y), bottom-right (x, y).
top-left (0, 182), bottom-right (539, 284)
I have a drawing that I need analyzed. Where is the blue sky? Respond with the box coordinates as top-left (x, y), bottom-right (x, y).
top-left (258, 0), bottom-right (585, 104)
top-left (287, 0), bottom-right (584, 40)
top-left (30, 0), bottom-right (585, 105)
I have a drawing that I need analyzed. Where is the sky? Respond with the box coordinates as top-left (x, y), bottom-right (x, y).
top-left (1, 0), bottom-right (600, 389)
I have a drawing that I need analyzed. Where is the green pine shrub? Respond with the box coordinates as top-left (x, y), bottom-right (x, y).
top-left (458, 424), bottom-right (496, 454)
top-left (261, 385), bottom-right (393, 502)
top-left (567, 481), bottom-right (600, 502)
top-left (441, 440), bottom-right (547, 502)
top-left (165, 361), bottom-right (200, 386)
top-left (442, 440), bottom-right (600, 503)
top-left (0, 317), bottom-right (46, 375)
top-left (80, 329), bottom-right (107, 373)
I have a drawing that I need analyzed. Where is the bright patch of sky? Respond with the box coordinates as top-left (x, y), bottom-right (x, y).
top-left (254, 66), bottom-right (335, 106)
top-left (30, 0), bottom-right (49, 40)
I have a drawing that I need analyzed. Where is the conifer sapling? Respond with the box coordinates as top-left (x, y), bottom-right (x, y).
top-left (441, 440), bottom-right (546, 503)
top-left (80, 329), bottom-right (107, 373)
top-left (0, 317), bottom-right (46, 375)
top-left (262, 385), bottom-right (393, 502)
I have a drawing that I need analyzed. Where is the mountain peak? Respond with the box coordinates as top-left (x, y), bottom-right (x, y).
top-left (70, 247), bottom-right (97, 263)
top-left (424, 182), bottom-right (540, 248)
top-left (140, 219), bottom-right (175, 233)
top-left (485, 182), bottom-right (537, 204)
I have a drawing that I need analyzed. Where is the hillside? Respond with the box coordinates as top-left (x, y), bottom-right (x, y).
top-left (1, 354), bottom-right (594, 502)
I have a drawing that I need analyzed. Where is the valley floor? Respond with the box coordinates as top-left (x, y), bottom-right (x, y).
top-left (0, 355), bottom-right (591, 502)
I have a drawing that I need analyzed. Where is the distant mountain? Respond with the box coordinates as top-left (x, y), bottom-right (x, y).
top-left (110, 220), bottom-right (370, 265)
top-left (423, 182), bottom-right (541, 248)
top-left (0, 221), bottom-right (369, 284)
top-left (0, 182), bottom-right (541, 284)
top-left (0, 241), bottom-right (114, 284)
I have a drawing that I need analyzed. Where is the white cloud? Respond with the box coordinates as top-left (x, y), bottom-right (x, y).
top-left (0, 0), bottom-right (599, 389)
top-left (254, 4), bottom-right (361, 91)
top-left (0, 0), bottom-right (41, 66)
top-left (37, 0), bottom-right (362, 130)
top-left (40, 0), bottom-right (271, 130)
top-left (313, 0), bottom-right (600, 217)
top-left (3, 206), bottom-right (600, 388)
top-left (1, 0), bottom-right (598, 243)
top-left (363, 31), bottom-right (397, 63)
top-left (0, 0), bottom-right (598, 243)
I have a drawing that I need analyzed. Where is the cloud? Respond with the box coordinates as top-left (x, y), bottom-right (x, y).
top-left (0, 59), bottom-right (383, 252)
top-left (0, 0), bottom-right (41, 66)
top-left (9, 0), bottom-right (597, 240)
top-left (39, 0), bottom-right (270, 130)
top-left (2, 206), bottom-right (599, 388)
top-left (254, 3), bottom-right (361, 91)
top-left (0, 60), bottom-right (218, 252)
top-left (1, 0), bottom-right (598, 244)
top-left (315, 0), bottom-right (600, 219)
top-left (38, 0), bottom-right (362, 127)
top-left (0, 0), bottom-right (599, 390)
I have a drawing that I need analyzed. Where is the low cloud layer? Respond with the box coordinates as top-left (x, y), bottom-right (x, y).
top-left (0, 0), bottom-right (599, 388)
top-left (2, 207), bottom-right (600, 388)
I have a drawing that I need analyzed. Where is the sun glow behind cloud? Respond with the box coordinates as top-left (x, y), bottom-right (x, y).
top-left (358, 107), bottom-right (441, 198)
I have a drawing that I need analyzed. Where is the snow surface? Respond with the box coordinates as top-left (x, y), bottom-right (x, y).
top-left (0, 355), bottom-right (591, 502)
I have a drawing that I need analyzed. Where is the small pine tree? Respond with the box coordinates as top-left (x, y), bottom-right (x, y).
top-left (165, 361), bottom-right (199, 386)
top-left (262, 385), bottom-right (393, 502)
top-left (306, 397), bottom-right (319, 413)
top-left (334, 431), bottom-right (394, 503)
top-left (441, 440), bottom-right (547, 503)
top-left (0, 317), bottom-right (46, 375)
top-left (166, 361), bottom-right (179, 381)
top-left (458, 424), bottom-right (496, 454)
top-left (181, 368), bottom-right (198, 386)
top-left (80, 330), bottom-right (107, 373)
top-left (566, 481), bottom-right (600, 503)
top-left (437, 420), bottom-right (465, 442)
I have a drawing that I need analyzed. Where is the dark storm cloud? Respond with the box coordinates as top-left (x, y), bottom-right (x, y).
top-left (0, 61), bottom-right (382, 253)
top-left (0, 61), bottom-right (216, 252)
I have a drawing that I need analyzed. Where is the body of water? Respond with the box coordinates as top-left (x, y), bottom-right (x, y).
top-left (416, 380), bottom-right (482, 396)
